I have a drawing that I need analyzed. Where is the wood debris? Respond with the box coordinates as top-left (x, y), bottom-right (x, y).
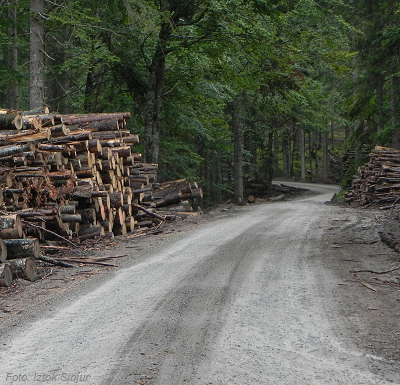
top-left (349, 146), bottom-right (400, 208)
top-left (0, 107), bottom-right (202, 288)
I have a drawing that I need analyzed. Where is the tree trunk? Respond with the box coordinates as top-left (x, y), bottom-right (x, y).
top-left (274, 136), bottom-right (280, 176)
top-left (233, 95), bottom-right (244, 205)
top-left (264, 131), bottom-right (274, 196)
top-left (376, 73), bottom-right (385, 143)
top-left (7, 5), bottom-right (19, 109)
top-left (300, 127), bottom-right (305, 180)
top-left (30, 0), bottom-right (45, 109)
top-left (144, 43), bottom-right (166, 164)
top-left (282, 131), bottom-right (291, 178)
top-left (391, 76), bottom-right (400, 148)
top-left (323, 130), bottom-right (329, 183)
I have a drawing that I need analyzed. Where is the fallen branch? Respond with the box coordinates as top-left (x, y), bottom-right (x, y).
top-left (351, 266), bottom-right (400, 275)
top-left (133, 203), bottom-right (165, 222)
top-left (22, 221), bottom-right (79, 248)
top-left (55, 259), bottom-right (116, 267)
top-left (359, 281), bottom-right (378, 292)
top-left (268, 194), bottom-right (285, 202)
top-left (37, 254), bottom-right (76, 268)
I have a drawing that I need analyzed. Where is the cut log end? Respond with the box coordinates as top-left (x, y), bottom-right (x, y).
top-left (0, 263), bottom-right (13, 287)
top-left (8, 257), bottom-right (37, 281)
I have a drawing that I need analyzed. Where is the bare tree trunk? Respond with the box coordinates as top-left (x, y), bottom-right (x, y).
top-left (30, 0), bottom-right (45, 109)
top-left (265, 130), bottom-right (274, 195)
top-left (376, 73), bottom-right (385, 134)
top-left (391, 76), bottom-right (400, 148)
top-left (144, 19), bottom-right (173, 165)
top-left (144, 51), bottom-right (164, 164)
top-left (291, 121), bottom-right (298, 175)
top-left (282, 130), bottom-right (291, 178)
top-left (300, 128), bottom-right (305, 180)
top-left (308, 132), bottom-right (313, 180)
top-left (314, 130), bottom-right (320, 179)
top-left (7, 5), bottom-right (19, 109)
top-left (233, 95), bottom-right (244, 205)
top-left (274, 135), bottom-right (280, 176)
top-left (323, 130), bottom-right (328, 183)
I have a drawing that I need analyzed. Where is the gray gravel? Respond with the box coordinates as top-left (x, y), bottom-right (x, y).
top-left (1, 183), bottom-right (399, 384)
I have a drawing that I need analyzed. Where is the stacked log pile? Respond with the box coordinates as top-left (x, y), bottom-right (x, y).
top-left (0, 107), bottom-right (202, 287)
top-left (350, 146), bottom-right (400, 208)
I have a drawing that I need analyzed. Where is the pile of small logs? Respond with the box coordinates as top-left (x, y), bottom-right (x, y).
top-left (350, 146), bottom-right (400, 208)
top-left (0, 107), bottom-right (202, 287)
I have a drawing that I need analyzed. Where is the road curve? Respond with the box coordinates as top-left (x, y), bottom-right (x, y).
top-left (1, 183), bottom-right (398, 384)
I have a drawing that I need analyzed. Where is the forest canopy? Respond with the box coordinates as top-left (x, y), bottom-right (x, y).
top-left (0, 0), bottom-right (398, 206)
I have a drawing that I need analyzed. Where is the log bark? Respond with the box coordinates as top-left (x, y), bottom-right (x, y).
top-left (59, 113), bottom-right (131, 125)
top-left (111, 146), bottom-right (131, 158)
top-left (0, 112), bottom-right (23, 130)
top-left (38, 143), bottom-right (75, 152)
top-left (268, 194), bottom-right (286, 202)
top-left (78, 225), bottom-right (105, 241)
top-left (2, 129), bottom-right (51, 143)
top-left (83, 119), bottom-right (120, 131)
top-left (0, 143), bottom-right (34, 157)
top-left (60, 214), bottom-right (82, 223)
top-left (49, 131), bottom-right (92, 144)
top-left (7, 257), bottom-right (37, 281)
top-left (3, 237), bottom-right (40, 259)
top-left (133, 203), bottom-right (165, 221)
top-left (50, 124), bottom-right (69, 137)
top-left (77, 208), bottom-right (96, 224)
top-left (37, 254), bottom-right (75, 267)
top-left (0, 239), bottom-right (7, 262)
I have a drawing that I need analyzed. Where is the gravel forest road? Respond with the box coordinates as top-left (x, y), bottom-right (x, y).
top-left (1, 182), bottom-right (400, 385)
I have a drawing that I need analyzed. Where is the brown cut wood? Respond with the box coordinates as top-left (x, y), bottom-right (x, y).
top-left (50, 124), bottom-right (69, 137)
top-left (0, 263), bottom-right (12, 287)
top-left (0, 214), bottom-right (23, 239)
top-left (88, 139), bottom-right (102, 154)
top-left (59, 113), bottom-right (130, 125)
top-left (21, 106), bottom-right (50, 115)
top-left (7, 257), bottom-right (37, 281)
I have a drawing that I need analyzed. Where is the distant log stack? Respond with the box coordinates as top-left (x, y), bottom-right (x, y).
top-left (0, 106), bottom-right (202, 286)
top-left (350, 146), bottom-right (400, 208)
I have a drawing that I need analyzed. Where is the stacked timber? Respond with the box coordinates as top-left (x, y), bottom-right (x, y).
top-left (0, 107), bottom-right (202, 286)
top-left (350, 146), bottom-right (400, 208)
top-left (0, 108), bottom-right (147, 240)
top-left (0, 213), bottom-right (39, 286)
top-left (135, 179), bottom-right (203, 223)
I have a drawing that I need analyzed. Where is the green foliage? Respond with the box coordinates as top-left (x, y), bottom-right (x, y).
top-left (0, 0), bottom-right (375, 205)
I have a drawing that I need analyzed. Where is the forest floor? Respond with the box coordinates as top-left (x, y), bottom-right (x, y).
top-left (1, 183), bottom-right (400, 378)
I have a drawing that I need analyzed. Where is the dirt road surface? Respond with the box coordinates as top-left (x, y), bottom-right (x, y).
top-left (1, 182), bottom-right (400, 384)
